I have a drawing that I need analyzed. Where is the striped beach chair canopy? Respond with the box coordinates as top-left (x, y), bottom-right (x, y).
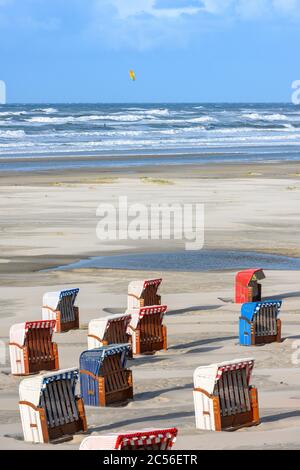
top-left (80, 344), bottom-right (131, 375)
top-left (194, 358), bottom-right (255, 395)
top-left (128, 279), bottom-right (162, 299)
top-left (89, 314), bottom-right (131, 343)
top-left (10, 320), bottom-right (56, 347)
top-left (128, 305), bottom-right (167, 330)
top-left (241, 300), bottom-right (282, 322)
top-left (43, 288), bottom-right (79, 311)
top-left (19, 368), bottom-right (79, 408)
top-left (80, 428), bottom-right (178, 450)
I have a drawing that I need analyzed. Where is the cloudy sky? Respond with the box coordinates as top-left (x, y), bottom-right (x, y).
top-left (0, 0), bottom-right (300, 102)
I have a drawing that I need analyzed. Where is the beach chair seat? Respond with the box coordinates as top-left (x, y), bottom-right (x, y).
top-left (9, 320), bottom-right (59, 376)
top-left (42, 288), bottom-right (80, 333)
top-left (19, 368), bottom-right (87, 443)
top-left (193, 358), bottom-right (259, 431)
top-left (88, 314), bottom-right (131, 350)
top-left (80, 344), bottom-right (133, 407)
top-left (127, 279), bottom-right (162, 310)
top-left (240, 300), bottom-right (282, 346)
top-left (127, 305), bottom-right (167, 355)
top-left (80, 428), bottom-right (178, 450)
top-left (235, 269), bottom-right (265, 304)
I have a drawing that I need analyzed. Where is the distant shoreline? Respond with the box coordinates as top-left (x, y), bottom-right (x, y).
top-left (1, 151), bottom-right (300, 173)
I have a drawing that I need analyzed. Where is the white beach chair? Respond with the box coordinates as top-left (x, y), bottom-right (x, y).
top-left (9, 320), bottom-right (58, 376)
top-left (127, 279), bottom-right (162, 310)
top-left (193, 358), bottom-right (260, 431)
top-left (42, 288), bottom-right (79, 333)
top-left (19, 368), bottom-right (87, 443)
top-left (88, 314), bottom-right (131, 350)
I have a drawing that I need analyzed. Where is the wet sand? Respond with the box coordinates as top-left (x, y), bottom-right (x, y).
top-left (0, 160), bottom-right (300, 449)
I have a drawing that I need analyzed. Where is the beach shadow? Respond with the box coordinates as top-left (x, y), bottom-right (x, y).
top-left (169, 305), bottom-right (222, 315)
top-left (261, 410), bottom-right (300, 423)
top-left (185, 346), bottom-right (222, 355)
top-left (89, 411), bottom-right (194, 434)
top-left (266, 291), bottom-right (300, 301)
top-left (134, 383), bottom-right (192, 401)
top-left (128, 355), bottom-right (168, 367)
top-left (103, 307), bottom-right (125, 315)
top-left (169, 335), bottom-right (236, 351)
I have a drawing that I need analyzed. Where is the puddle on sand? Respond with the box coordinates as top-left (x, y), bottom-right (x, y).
top-left (48, 249), bottom-right (300, 273)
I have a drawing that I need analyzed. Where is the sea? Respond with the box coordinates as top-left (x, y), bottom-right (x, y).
top-left (1, 103), bottom-right (300, 171)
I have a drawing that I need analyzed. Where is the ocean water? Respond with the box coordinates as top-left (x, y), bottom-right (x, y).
top-left (53, 250), bottom-right (300, 273)
top-left (1, 103), bottom-right (300, 170)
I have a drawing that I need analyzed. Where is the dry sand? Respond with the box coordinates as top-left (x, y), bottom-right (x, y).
top-left (0, 160), bottom-right (300, 450)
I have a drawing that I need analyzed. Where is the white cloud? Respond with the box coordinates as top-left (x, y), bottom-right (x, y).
top-left (110, 0), bottom-right (201, 19)
top-left (88, 0), bottom-right (300, 50)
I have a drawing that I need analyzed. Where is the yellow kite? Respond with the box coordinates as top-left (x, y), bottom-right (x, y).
top-left (129, 70), bottom-right (136, 81)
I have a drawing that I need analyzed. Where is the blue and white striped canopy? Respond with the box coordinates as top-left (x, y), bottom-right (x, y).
top-left (59, 288), bottom-right (79, 300)
top-left (241, 300), bottom-right (282, 321)
top-left (42, 369), bottom-right (79, 387)
top-left (80, 344), bottom-right (131, 376)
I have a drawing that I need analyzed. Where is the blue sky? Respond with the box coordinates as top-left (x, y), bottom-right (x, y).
top-left (0, 0), bottom-right (300, 102)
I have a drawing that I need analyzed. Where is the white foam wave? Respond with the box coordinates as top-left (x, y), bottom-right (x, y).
top-left (32, 107), bottom-right (58, 114)
top-left (0, 111), bottom-right (28, 117)
top-left (144, 109), bottom-right (170, 117)
top-left (0, 130), bottom-right (26, 138)
top-left (187, 116), bottom-right (217, 123)
top-left (242, 113), bottom-right (288, 121)
top-left (27, 113), bottom-right (143, 124)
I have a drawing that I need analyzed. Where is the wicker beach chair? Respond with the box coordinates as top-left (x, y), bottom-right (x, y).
top-left (235, 269), bottom-right (265, 304)
top-left (127, 305), bottom-right (167, 355)
top-left (239, 300), bottom-right (282, 346)
top-left (80, 344), bottom-right (133, 407)
top-left (88, 314), bottom-right (131, 350)
top-left (19, 368), bottom-right (87, 443)
top-left (193, 358), bottom-right (259, 431)
top-left (42, 288), bottom-right (80, 333)
top-left (127, 279), bottom-right (162, 310)
top-left (9, 320), bottom-right (59, 376)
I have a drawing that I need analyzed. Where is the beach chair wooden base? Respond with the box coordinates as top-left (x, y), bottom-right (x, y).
top-left (10, 325), bottom-right (59, 376)
top-left (30, 397), bottom-right (87, 443)
top-left (25, 343), bottom-right (59, 375)
top-left (81, 370), bottom-right (133, 407)
top-left (250, 319), bottom-right (282, 345)
top-left (99, 371), bottom-right (133, 407)
top-left (214, 387), bottom-right (260, 431)
top-left (56, 307), bottom-right (79, 333)
top-left (132, 325), bottom-right (167, 355)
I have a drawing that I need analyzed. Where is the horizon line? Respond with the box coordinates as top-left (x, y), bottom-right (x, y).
top-left (1, 101), bottom-right (296, 106)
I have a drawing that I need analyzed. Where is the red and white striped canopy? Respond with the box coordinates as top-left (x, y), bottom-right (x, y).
top-left (10, 320), bottom-right (56, 346)
top-left (80, 428), bottom-right (178, 450)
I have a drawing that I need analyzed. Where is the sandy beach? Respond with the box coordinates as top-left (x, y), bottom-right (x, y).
top-left (1, 159), bottom-right (300, 450)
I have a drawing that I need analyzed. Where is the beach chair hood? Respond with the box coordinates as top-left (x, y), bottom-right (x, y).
top-left (80, 344), bottom-right (131, 376)
top-left (193, 358), bottom-right (255, 395)
top-left (19, 368), bottom-right (79, 407)
top-left (128, 305), bottom-right (167, 330)
top-left (236, 269), bottom-right (265, 287)
top-left (89, 314), bottom-right (131, 342)
top-left (43, 288), bottom-right (79, 311)
top-left (80, 428), bottom-right (178, 450)
top-left (128, 279), bottom-right (162, 299)
top-left (241, 300), bottom-right (282, 322)
top-left (10, 320), bottom-right (56, 347)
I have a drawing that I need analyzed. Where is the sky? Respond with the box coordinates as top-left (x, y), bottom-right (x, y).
top-left (0, 0), bottom-right (300, 103)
